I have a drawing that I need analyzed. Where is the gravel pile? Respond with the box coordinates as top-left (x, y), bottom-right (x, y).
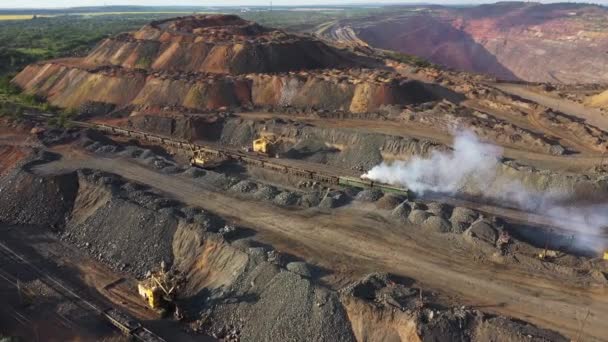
top-left (422, 215), bottom-right (452, 233)
top-left (51, 171), bottom-right (225, 277)
top-left (253, 185), bottom-right (280, 200)
top-left (63, 193), bottom-right (179, 278)
top-left (355, 189), bottom-right (384, 202)
top-left (468, 220), bottom-right (498, 244)
top-left (343, 273), bottom-right (567, 342)
top-left (319, 191), bottom-right (349, 209)
top-left (182, 167), bottom-right (206, 178)
top-left (450, 207), bottom-right (479, 233)
top-left (341, 273), bottom-right (418, 311)
top-left (117, 145), bottom-right (144, 158)
top-left (408, 209), bottom-right (430, 225)
top-left (391, 202), bottom-right (412, 222)
top-left (299, 191), bottom-right (322, 208)
top-left (426, 202), bottom-right (452, 219)
top-left (376, 194), bottom-right (405, 210)
top-left (39, 128), bottom-right (82, 146)
top-left (0, 163), bottom-right (78, 229)
top-left (419, 307), bottom-right (568, 342)
top-left (194, 171), bottom-right (237, 189)
top-left (203, 252), bottom-right (355, 342)
top-left (286, 261), bottom-right (313, 278)
top-left (230, 180), bottom-right (258, 193)
top-left (273, 191), bottom-right (300, 206)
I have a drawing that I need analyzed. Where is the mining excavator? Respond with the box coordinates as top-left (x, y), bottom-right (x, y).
top-left (137, 261), bottom-right (183, 319)
top-left (252, 132), bottom-right (284, 158)
top-left (190, 148), bottom-right (229, 169)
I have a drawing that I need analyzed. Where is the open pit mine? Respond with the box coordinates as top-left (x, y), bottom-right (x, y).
top-left (1, 14), bottom-right (608, 342)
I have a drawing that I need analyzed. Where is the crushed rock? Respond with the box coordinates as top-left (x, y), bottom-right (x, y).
top-left (319, 191), bottom-right (349, 209)
top-left (450, 207), bottom-right (479, 233)
top-left (182, 167), bottom-right (206, 178)
top-left (409, 209), bottom-right (430, 225)
top-left (468, 220), bottom-right (498, 245)
top-left (253, 184), bottom-right (280, 201)
top-left (426, 202), bottom-right (452, 219)
top-left (422, 215), bottom-right (452, 233)
top-left (230, 180), bottom-right (258, 193)
top-left (273, 191), bottom-right (300, 206)
top-left (376, 193), bottom-right (406, 210)
top-left (391, 202), bottom-right (412, 222)
top-left (286, 261), bottom-right (313, 278)
top-left (355, 189), bottom-right (384, 202)
top-left (299, 191), bottom-right (322, 208)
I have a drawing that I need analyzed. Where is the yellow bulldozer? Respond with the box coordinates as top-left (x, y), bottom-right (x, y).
top-left (190, 149), bottom-right (229, 169)
top-left (137, 261), bottom-right (183, 318)
top-left (252, 132), bottom-right (284, 157)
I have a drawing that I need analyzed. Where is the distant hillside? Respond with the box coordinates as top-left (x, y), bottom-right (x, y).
top-left (328, 2), bottom-right (608, 83)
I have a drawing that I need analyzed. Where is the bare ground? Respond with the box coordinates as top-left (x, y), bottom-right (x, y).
top-left (32, 150), bottom-right (608, 342)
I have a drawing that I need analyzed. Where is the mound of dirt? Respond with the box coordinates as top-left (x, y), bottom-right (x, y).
top-left (86, 14), bottom-right (361, 75)
top-left (253, 184), bottom-right (280, 201)
top-left (273, 191), bottom-right (300, 206)
top-left (409, 209), bottom-right (431, 225)
top-left (230, 180), bottom-right (258, 193)
top-left (342, 273), bottom-right (568, 342)
top-left (450, 206), bottom-right (479, 233)
top-left (391, 201), bottom-right (412, 221)
top-left (467, 220), bottom-right (498, 245)
top-left (188, 239), bottom-right (355, 342)
top-left (0, 153), bottom-right (78, 229)
top-left (319, 191), bottom-right (350, 209)
top-left (355, 189), bottom-right (384, 202)
top-left (286, 261), bottom-right (313, 278)
top-left (299, 191), bottom-right (322, 208)
top-left (422, 215), bottom-right (452, 233)
top-left (375, 193), bottom-right (406, 210)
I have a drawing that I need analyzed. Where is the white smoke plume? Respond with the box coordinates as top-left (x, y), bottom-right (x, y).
top-left (363, 130), bottom-right (608, 254)
top-left (363, 130), bottom-right (502, 195)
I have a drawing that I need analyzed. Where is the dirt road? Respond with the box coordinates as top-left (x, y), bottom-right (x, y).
top-left (33, 153), bottom-right (608, 341)
top-left (494, 83), bottom-right (608, 131)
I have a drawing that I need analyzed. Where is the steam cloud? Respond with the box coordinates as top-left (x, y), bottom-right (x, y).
top-left (363, 130), bottom-right (608, 253)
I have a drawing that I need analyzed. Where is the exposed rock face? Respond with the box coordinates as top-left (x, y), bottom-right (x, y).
top-left (12, 15), bottom-right (444, 113)
top-left (85, 15), bottom-right (358, 74)
top-left (342, 3), bottom-right (608, 83)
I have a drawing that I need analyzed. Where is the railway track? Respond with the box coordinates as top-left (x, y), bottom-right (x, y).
top-left (0, 240), bottom-right (165, 342)
top-left (24, 113), bottom-right (608, 244)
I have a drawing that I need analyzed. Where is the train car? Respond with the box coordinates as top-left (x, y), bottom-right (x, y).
top-left (338, 175), bottom-right (372, 189)
top-left (103, 308), bottom-right (142, 335)
top-left (338, 176), bottom-right (412, 197)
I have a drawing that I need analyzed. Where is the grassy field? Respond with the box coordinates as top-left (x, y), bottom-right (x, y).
top-left (0, 15), bottom-right (53, 20)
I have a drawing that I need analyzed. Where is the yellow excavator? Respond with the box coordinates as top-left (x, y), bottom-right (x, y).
top-left (190, 149), bottom-right (228, 169)
top-left (137, 261), bottom-right (182, 318)
top-left (252, 132), bottom-right (284, 157)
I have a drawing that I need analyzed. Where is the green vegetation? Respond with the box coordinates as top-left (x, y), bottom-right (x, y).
top-left (0, 13), bottom-right (180, 119)
top-left (48, 108), bottom-right (78, 128)
top-left (0, 74), bottom-right (57, 119)
top-left (382, 50), bottom-right (438, 68)
top-left (0, 6), bottom-right (434, 120)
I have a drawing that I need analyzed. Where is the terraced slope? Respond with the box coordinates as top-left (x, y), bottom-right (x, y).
top-left (325, 2), bottom-right (608, 83)
top-left (12, 14), bottom-right (441, 113)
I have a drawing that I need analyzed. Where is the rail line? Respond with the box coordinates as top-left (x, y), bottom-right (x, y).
top-left (0, 240), bottom-right (165, 342)
top-left (25, 114), bottom-right (608, 242)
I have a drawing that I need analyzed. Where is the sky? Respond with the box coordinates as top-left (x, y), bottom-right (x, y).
top-left (3, 0), bottom-right (606, 9)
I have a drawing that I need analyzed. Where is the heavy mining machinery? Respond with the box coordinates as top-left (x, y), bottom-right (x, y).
top-left (137, 261), bottom-right (183, 319)
top-left (252, 132), bottom-right (284, 157)
top-left (190, 148), bottom-right (229, 169)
